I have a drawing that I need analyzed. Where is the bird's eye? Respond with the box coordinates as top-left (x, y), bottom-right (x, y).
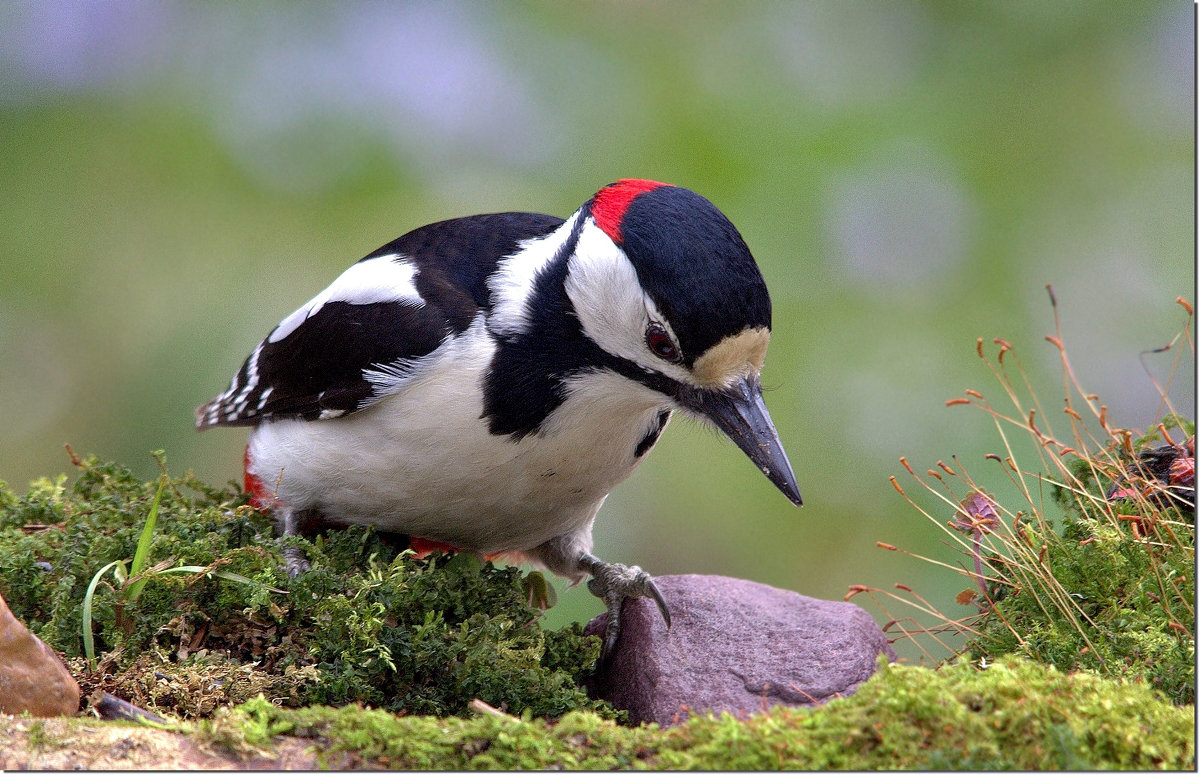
top-left (645, 324), bottom-right (680, 362)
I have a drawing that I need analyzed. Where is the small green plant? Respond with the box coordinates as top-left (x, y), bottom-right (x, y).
top-left (81, 474), bottom-right (284, 661)
top-left (0, 453), bottom-right (611, 720)
top-left (854, 291), bottom-right (1195, 703)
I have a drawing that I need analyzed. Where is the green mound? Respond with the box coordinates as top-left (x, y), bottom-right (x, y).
top-left (0, 454), bottom-right (612, 720)
top-left (191, 657), bottom-right (1192, 769)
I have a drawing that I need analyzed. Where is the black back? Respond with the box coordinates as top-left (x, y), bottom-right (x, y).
top-left (198, 212), bottom-right (563, 427)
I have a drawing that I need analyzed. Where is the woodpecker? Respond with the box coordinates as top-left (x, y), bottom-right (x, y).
top-left (196, 179), bottom-right (802, 657)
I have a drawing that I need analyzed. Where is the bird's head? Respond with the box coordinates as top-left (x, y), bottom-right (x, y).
top-left (562, 179), bottom-right (802, 506)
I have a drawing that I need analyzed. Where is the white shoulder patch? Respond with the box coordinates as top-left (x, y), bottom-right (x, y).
top-left (487, 212), bottom-right (579, 338)
top-left (268, 255), bottom-right (424, 343)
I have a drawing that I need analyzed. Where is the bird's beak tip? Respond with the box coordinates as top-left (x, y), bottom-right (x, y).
top-left (679, 376), bottom-right (802, 508)
top-left (772, 461), bottom-right (803, 507)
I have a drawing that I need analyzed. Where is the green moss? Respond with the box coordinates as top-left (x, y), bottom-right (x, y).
top-left (193, 658), bottom-right (1194, 769)
top-left (966, 427), bottom-right (1195, 705)
top-left (0, 455), bottom-right (611, 720)
top-left (3, 454), bottom-right (1193, 769)
top-left (25, 719), bottom-right (49, 750)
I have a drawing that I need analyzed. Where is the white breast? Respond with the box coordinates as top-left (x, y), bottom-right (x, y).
top-left (246, 317), bottom-right (672, 554)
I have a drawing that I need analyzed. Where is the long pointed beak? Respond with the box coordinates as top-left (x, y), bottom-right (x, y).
top-left (676, 376), bottom-right (803, 506)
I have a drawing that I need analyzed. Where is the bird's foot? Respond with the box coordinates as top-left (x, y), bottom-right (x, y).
top-left (282, 543), bottom-right (309, 578)
top-left (273, 506), bottom-right (311, 578)
top-left (582, 553), bottom-right (670, 663)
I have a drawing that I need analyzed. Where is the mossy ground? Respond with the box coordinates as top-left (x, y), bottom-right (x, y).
top-left (968, 512), bottom-right (1194, 706)
top-left (875, 320), bottom-right (1195, 722)
top-left (5, 657), bottom-right (1190, 770)
top-left (0, 454), bottom-right (1193, 769)
top-left (961, 428), bottom-right (1195, 706)
top-left (0, 454), bottom-right (611, 720)
top-left (191, 657), bottom-right (1194, 769)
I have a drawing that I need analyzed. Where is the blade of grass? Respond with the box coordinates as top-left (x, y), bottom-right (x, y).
top-left (126, 475), bottom-right (166, 603)
top-left (82, 559), bottom-right (125, 661)
top-left (157, 565), bottom-right (287, 594)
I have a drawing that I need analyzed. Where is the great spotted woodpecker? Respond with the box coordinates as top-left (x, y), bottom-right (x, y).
top-left (196, 179), bottom-right (802, 657)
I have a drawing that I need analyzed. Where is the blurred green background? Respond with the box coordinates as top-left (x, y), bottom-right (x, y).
top-left (1, 1), bottom-right (1193, 661)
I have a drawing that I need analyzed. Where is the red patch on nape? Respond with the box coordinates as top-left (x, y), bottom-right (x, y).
top-left (243, 446), bottom-right (274, 511)
top-left (590, 178), bottom-right (670, 242)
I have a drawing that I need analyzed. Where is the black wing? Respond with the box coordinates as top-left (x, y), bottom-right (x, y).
top-left (196, 212), bottom-right (563, 429)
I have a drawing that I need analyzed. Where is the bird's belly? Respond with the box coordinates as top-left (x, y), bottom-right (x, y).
top-left (247, 369), bottom-right (671, 553)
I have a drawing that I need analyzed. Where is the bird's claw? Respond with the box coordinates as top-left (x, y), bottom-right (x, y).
top-left (645, 577), bottom-right (671, 627)
top-left (584, 556), bottom-right (671, 663)
top-left (282, 544), bottom-right (310, 578)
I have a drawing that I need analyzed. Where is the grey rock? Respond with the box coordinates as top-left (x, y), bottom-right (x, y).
top-left (584, 574), bottom-right (895, 726)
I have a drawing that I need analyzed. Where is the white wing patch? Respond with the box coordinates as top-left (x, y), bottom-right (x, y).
top-left (361, 314), bottom-right (492, 407)
top-left (269, 255), bottom-right (424, 344)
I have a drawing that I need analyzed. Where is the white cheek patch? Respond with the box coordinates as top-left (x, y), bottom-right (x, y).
top-left (488, 212), bottom-right (580, 337)
top-left (561, 218), bottom-right (772, 390)
top-left (269, 255), bottom-right (424, 343)
top-left (564, 219), bottom-right (687, 379)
